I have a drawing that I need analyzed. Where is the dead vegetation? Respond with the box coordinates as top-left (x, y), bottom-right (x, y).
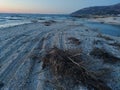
top-left (68, 37), bottom-right (81, 45)
top-left (97, 34), bottom-right (113, 41)
top-left (0, 81), bottom-right (4, 89)
top-left (109, 42), bottom-right (120, 49)
top-left (85, 29), bottom-right (89, 31)
top-left (42, 20), bottom-right (56, 26)
top-left (38, 18), bottom-right (45, 20)
top-left (93, 68), bottom-right (112, 78)
top-left (42, 47), bottom-right (111, 90)
top-left (31, 20), bottom-right (38, 23)
top-left (93, 39), bottom-right (101, 45)
top-left (30, 52), bottom-right (40, 60)
top-left (90, 48), bottom-right (120, 64)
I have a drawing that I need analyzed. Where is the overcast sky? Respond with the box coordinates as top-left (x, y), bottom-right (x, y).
top-left (0, 0), bottom-right (120, 14)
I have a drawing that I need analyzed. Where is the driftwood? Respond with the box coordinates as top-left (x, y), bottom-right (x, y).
top-left (42, 47), bottom-right (111, 90)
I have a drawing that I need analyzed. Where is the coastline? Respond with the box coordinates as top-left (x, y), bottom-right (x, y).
top-left (88, 16), bottom-right (120, 25)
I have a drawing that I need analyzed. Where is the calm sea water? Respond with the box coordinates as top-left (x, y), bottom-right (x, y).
top-left (75, 18), bottom-right (120, 37)
top-left (0, 13), bottom-right (120, 37)
top-left (85, 21), bottom-right (120, 37)
top-left (0, 13), bottom-right (68, 28)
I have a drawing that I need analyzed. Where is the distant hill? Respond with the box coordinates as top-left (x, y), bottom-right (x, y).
top-left (71, 3), bottom-right (120, 17)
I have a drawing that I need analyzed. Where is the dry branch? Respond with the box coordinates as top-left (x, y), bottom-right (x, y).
top-left (42, 47), bottom-right (111, 90)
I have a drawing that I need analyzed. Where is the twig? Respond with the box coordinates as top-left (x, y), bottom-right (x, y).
top-left (67, 56), bottom-right (86, 70)
top-left (38, 79), bottom-right (65, 89)
top-left (33, 68), bottom-right (48, 75)
top-left (70, 53), bottom-right (81, 57)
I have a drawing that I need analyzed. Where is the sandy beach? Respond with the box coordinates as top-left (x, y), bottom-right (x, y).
top-left (0, 18), bottom-right (120, 90)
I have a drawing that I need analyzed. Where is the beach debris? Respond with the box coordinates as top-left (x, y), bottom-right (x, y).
top-left (113, 18), bottom-right (117, 20)
top-left (42, 20), bottom-right (56, 26)
top-left (0, 81), bottom-right (4, 89)
top-left (90, 48), bottom-right (120, 64)
top-left (85, 29), bottom-right (89, 31)
top-left (97, 34), bottom-right (113, 41)
top-left (93, 68), bottom-right (112, 78)
top-left (38, 18), bottom-right (45, 20)
top-left (31, 20), bottom-right (38, 23)
top-left (29, 49), bottom-right (40, 60)
top-left (100, 21), bottom-right (104, 24)
top-left (109, 42), bottom-right (120, 49)
top-left (68, 37), bottom-right (81, 45)
top-left (42, 47), bottom-right (111, 90)
top-left (30, 52), bottom-right (39, 60)
top-left (93, 39), bottom-right (101, 45)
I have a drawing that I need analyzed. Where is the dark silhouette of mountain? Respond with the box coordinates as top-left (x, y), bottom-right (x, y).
top-left (71, 3), bottom-right (120, 17)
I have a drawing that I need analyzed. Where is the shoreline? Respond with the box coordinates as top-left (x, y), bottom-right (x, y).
top-left (88, 16), bottom-right (120, 25)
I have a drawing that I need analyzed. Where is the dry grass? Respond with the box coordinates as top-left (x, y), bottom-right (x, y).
top-left (85, 29), bottom-right (89, 31)
top-left (68, 37), bottom-right (81, 45)
top-left (90, 48), bottom-right (120, 64)
top-left (30, 53), bottom-right (39, 60)
top-left (42, 47), bottom-right (111, 90)
top-left (93, 40), bottom-right (101, 45)
top-left (109, 42), bottom-right (120, 49)
top-left (38, 18), bottom-right (45, 20)
top-left (31, 20), bottom-right (38, 23)
top-left (93, 68), bottom-right (112, 78)
top-left (42, 20), bottom-right (56, 26)
top-left (97, 34), bottom-right (113, 41)
top-left (0, 81), bottom-right (4, 89)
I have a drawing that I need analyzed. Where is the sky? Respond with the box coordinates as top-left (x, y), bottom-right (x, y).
top-left (0, 0), bottom-right (120, 14)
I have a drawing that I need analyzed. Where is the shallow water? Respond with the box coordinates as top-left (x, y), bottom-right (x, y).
top-left (0, 13), bottom-right (120, 37)
top-left (0, 13), bottom-right (68, 28)
top-left (84, 21), bottom-right (120, 37)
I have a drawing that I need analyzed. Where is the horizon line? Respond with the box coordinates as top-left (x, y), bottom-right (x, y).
top-left (0, 12), bottom-right (70, 15)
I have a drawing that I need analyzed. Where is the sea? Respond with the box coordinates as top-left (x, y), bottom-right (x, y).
top-left (0, 13), bottom-right (68, 28)
top-left (0, 13), bottom-right (120, 37)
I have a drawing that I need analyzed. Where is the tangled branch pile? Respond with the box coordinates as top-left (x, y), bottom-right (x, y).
top-left (42, 47), bottom-right (111, 90)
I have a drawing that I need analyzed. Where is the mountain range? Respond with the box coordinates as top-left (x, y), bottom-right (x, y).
top-left (71, 3), bottom-right (120, 17)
